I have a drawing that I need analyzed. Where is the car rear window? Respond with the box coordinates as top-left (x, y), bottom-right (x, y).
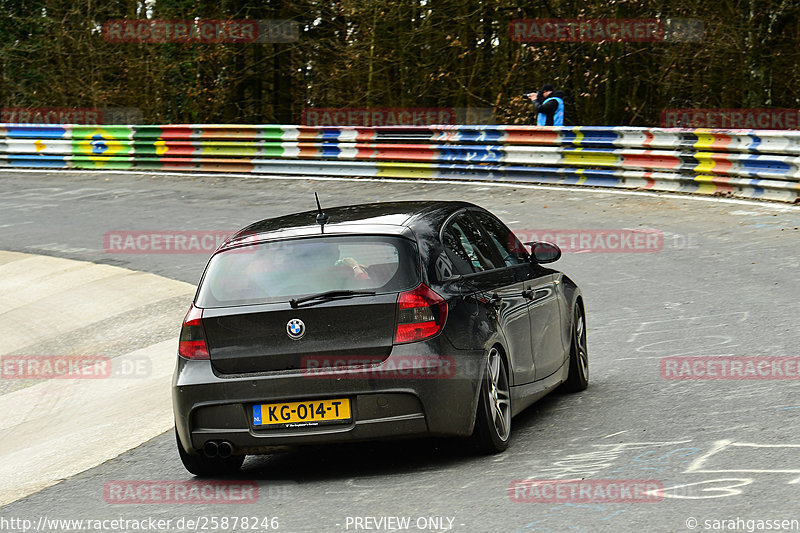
top-left (195, 235), bottom-right (420, 308)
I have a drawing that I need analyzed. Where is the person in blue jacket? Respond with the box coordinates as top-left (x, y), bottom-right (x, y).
top-left (527, 84), bottom-right (566, 126)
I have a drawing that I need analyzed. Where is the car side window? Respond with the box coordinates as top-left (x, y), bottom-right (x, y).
top-left (472, 211), bottom-right (529, 267)
top-left (442, 213), bottom-right (500, 274)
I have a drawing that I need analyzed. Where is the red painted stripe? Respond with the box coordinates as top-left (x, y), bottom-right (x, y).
top-left (698, 174), bottom-right (734, 193)
top-left (161, 159), bottom-right (197, 170)
top-left (708, 154), bottom-right (733, 174)
top-left (710, 133), bottom-right (733, 150)
top-left (297, 143), bottom-right (320, 158)
top-left (355, 147), bottom-right (377, 159)
top-left (502, 128), bottom-right (560, 144)
top-left (642, 172), bottom-right (657, 189)
top-left (157, 127), bottom-right (195, 140)
top-left (296, 127), bottom-right (319, 141)
top-left (161, 141), bottom-right (195, 155)
top-left (622, 152), bottom-right (681, 170)
top-left (354, 129), bottom-right (377, 142)
top-left (371, 145), bottom-right (436, 161)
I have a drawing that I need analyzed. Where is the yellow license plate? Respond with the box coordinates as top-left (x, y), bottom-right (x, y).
top-left (252, 398), bottom-right (351, 428)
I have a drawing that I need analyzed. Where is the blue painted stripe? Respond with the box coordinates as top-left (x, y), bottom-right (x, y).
top-left (8, 155), bottom-right (67, 167)
top-left (444, 127), bottom-right (505, 144)
top-left (320, 143), bottom-right (341, 158)
top-left (561, 130), bottom-right (578, 144)
top-left (747, 133), bottom-right (761, 153)
top-left (321, 129), bottom-right (341, 141)
top-left (435, 163), bottom-right (623, 187)
top-left (739, 155), bottom-right (791, 175)
top-left (577, 128), bottom-right (621, 146)
top-left (437, 146), bottom-right (503, 163)
top-left (449, 130), bottom-right (484, 143)
top-left (5, 126), bottom-right (68, 139)
top-left (748, 179), bottom-right (765, 197)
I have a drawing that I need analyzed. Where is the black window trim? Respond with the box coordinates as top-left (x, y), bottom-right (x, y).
top-left (439, 208), bottom-right (527, 278)
top-left (467, 208), bottom-right (531, 267)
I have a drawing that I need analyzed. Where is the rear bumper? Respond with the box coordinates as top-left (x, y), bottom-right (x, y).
top-left (173, 339), bottom-right (485, 455)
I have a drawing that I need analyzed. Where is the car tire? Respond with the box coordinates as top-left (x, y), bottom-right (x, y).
top-left (471, 347), bottom-right (511, 454)
top-left (175, 428), bottom-right (245, 477)
top-left (561, 303), bottom-right (589, 392)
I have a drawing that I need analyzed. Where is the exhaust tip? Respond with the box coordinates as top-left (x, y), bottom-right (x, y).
top-left (218, 441), bottom-right (233, 459)
top-left (202, 441), bottom-right (219, 458)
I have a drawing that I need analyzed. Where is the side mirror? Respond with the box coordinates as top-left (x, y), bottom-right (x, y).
top-left (527, 241), bottom-right (561, 264)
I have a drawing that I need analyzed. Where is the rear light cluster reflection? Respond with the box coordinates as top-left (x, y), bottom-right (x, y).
top-left (178, 305), bottom-right (210, 359)
top-left (394, 284), bottom-right (448, 344)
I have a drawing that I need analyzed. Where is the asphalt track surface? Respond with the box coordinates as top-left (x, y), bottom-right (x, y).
top-left (0, 170), bottom-right (799, 533)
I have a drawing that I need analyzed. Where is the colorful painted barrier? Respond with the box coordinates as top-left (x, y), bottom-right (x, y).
top-left (1, 124), bottom-right (800, 202)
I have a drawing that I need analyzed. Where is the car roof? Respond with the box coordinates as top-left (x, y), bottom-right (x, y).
top-left (220, 200), bottom-right (479, 250)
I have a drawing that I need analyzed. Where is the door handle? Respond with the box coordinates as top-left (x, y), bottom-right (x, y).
top-left (521, 288), bottom-right (534, 300)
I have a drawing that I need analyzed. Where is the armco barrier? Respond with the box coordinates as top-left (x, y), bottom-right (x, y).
top-left (1, 124), bottom-right (799, 203)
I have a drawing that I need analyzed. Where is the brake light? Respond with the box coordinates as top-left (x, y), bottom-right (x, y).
top-left (178, 305), bottom-right (209, 359)
top-left (394, 284), bottom-right (448, 344)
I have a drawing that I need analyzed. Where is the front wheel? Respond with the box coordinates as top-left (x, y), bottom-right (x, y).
top-left (561, 304), bottom-right (588, 392)
top-left (176, 428), bottom-right (245, 477)
top-left (471, 347), bottom-right (511, 453)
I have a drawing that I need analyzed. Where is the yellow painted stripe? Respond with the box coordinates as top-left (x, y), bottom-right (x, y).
top-left (563, 151), bottom-right (619, 167)
top-left (694, 131), bottom-right (718, 150)
top-left (693, 152), bottom-right (716, 173)
top-left (72, 139), bottom-right (132, 157)
top-left (200, 142), bottom-right (260, 157)
top-left (693, 174), bottom-right (718, 183)
top-left (693, 175), bottom-right (720, 195)
top-left (154, 140), bottom-right (167, 156)
top-left (376, 162), bottom-right (436, 178)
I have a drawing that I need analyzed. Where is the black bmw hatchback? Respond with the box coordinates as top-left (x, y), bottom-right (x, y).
top-left (173, 200), bottom-right (588, 475)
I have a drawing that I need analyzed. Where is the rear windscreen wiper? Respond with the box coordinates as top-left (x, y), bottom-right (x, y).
top-left (290, 290), bottom-right (376, 308)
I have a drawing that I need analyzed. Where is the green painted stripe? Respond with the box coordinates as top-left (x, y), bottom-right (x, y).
top-left (131, 126), bottom-right (165, 140)
top-left (69, 126), bottom-right (134, 140)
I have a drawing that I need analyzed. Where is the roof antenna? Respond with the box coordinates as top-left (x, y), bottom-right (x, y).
top-left (315, 192), bottom-right (329, 233)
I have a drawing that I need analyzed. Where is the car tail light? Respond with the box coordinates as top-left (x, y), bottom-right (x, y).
top-left (394, 284), bottom-right (448, 344)
top-left (178, 305), bottom-right (209, 359)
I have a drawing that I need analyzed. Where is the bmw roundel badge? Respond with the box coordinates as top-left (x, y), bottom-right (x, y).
top-left (286, 318), bottom-right (306, 340)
